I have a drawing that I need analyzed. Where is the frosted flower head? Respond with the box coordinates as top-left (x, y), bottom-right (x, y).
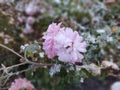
top-left (9, 78), bottom-right (35, 90)
top-left (42, 22), bottom-right (87, 63)
top-left (55, 27), bottom-right (87, 63)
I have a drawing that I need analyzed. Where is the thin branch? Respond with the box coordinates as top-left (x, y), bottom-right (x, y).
top-left (0, 62), bottom-right (28, 71)
top-left (0, 43), bottom-right (54, 72)
top-left (27, 61), bottom-right (53, 67)
top-left (0, 61), bottom-right (53, 72)
top-left (0, 63), bottom-right (48, 81)
top-left (0, 43), bottom-right (55, 88)
top-left (0, 43), bottom-right (24, 59)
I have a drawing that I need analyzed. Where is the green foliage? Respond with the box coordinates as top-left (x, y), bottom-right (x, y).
top-left (24, 44), bottom-right (40, 60)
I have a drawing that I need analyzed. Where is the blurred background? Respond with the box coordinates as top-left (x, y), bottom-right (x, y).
top-left (0, 0), bottom-right (120, 90)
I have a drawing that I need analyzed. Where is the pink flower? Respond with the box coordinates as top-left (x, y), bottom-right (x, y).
top-left (55, 28), bottom-right (87, 63)
top-left (9, 78), bottom-right (35, 90)
top-left (43, 23), bottom-right (61, 39)
top-left (42, 22), bottom-right (87, 63)
top-left (42, 23), bottom-right (61, 59)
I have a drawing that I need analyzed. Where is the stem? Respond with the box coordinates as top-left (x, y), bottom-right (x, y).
top-left (0, 43), bottom-right (55, 87)
top-left (0, 43), bottom-right (24, 59)
top-left (27, 61), bottom-right (53, 66)
top-left (0, 43), bottom-right (54, 72)
top-left (0, 62), bottom-right (28, 71)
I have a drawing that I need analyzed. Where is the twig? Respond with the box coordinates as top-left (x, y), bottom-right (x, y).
top-left (0, 62), bottom-right (28, 71)
top-left (0, 43), bottom-right (55, 88)
top-left (0, 43), bottom-right (54, 72)
top-left (0, 43), bottom-right (24, 59)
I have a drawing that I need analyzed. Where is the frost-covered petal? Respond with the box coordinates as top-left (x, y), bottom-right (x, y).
top-left (43, 38), bottom-right (57, 59)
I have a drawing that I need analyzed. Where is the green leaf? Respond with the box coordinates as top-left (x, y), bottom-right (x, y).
top-left (24, 44), bottom-right (39, 59)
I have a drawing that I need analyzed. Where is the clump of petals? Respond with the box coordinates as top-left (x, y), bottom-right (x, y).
top-left (42, 22), bottom-right (87, 63)
top-left (55, 28), bottom-right (87, 63)
top-left (9, 78), bottom-right (35, 90)
top-left (42, 23), bottom-right (61, 59)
